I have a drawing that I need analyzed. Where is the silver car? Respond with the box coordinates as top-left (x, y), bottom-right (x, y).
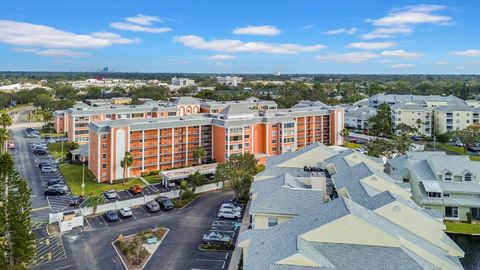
top-left (202, 232), bottom-right (232, 244)
top-left (104, 190), bottom-right (118, 200)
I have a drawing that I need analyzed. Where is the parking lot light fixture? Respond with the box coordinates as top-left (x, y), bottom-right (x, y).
top-left (82, 162), bottom-right (85, 196)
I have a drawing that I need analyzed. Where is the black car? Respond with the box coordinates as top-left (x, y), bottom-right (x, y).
top-left (156, 196), bottom-right (174, 210)
top-left (69, 196), bottom-right (83, 206)
top-left (104, 210), bottom-right (119, 222)
top-left (44, 188), bottom-right (66, 196)
top-left (33, 149), bottom-right (48, 155)
top-left (47, 179), bottom-right (63, 186)
top-left (39, 161), bottom-right (56, 169)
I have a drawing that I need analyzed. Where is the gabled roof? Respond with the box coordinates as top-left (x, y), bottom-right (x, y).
top-left (266, 142), bottom-right (337, 168)
top-left (250, 187), bottom-right (323, 216)
top-left (172, 96), bottom-right (200, 105)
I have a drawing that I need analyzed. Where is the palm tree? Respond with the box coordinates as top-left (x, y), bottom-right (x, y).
top-left (120, 151), bottom-right (134, 185)
top-left (0, 128), bottom-right (9, 154)
top-left (340, 128), bottom-right (350, 144)
top-left (193, 146), bottom-right (207, 165)
top-left (87, 195), bottom-right (105, 214)
top-left (0, 112), bottom-right (12, 128)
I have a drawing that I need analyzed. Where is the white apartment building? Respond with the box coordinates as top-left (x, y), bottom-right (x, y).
top-left (434, 105), bottom-right (480, 134)
top-left (170, 77), bottom-right (195, 88)
top-left (391, 103), bottom-right (433, 136)
top-left (216, 76), bottom-right (243, 86)
top-left (343, 106), bottom-right (376, 130)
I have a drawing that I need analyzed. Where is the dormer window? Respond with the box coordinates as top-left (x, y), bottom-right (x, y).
top-left (464, 172), bottom-right (472, 182)
top-left (443, 171), bottom-right (452, 181)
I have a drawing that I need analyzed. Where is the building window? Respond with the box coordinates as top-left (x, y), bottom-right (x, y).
top-left (102, 163), bottom-right (107, 168)
top-left (102, 143), bottom-right (107, 149)
top-left (268, 217), bottom-right (278, 227)
top-left (102, 135), bottom-right (107, 139)
top-left (443, 171), bottom-right (452, 181)
top-left (464, 172), bottom-right (472, 182)
top-left (284, 123), bottom-right (295, 128)
top-left (102, 154), bottom-right (106, 159)
top-left (445, 207), bottom-right (458, 218)
top-left (427, 192), bottom-right (441, 198)
top-left (272, 147), bottom-right (277, 152)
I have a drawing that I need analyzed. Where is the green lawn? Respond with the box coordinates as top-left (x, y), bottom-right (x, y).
top-left (438, 144), bottom-right (480, 161)
top-left (47, 142), bottom-right (68, 160)
top-left (0, 104), bottom-right (28, 114)
top-left (144, 175), bottom-right (163, 184)
top-left (445, 221), bottom-right (480, 234)
top-left (41, 132), bottom-right (65, 138)
top-left (59, 164), bottom-right (145, 196)
top-left (344, 142), bottom-right (363, 149)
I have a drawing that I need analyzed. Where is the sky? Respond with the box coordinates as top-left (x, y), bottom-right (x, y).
top-left (0, 0), bottom-right (480, 74)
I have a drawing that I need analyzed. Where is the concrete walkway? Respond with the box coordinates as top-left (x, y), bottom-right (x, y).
top-left (228, 201), bottom-right (251, 270)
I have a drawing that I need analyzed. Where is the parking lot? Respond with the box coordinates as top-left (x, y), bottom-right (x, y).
top-left (30, 222), bottom-right (67, 268)
top-left (85, 205), bottom-right (164, 229)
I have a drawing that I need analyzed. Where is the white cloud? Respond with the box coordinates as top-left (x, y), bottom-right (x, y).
top-left (323, 27), bottom-right (357, 35)
top-left (346, 42), bottom-right (396, 50)
top-left (124, 14), bottom-right (161, 26)
top-left (205, 54), bottom-right (236, 60)
top-left (232, 25), bottom-right (280, 36)
top-left (360, 26), bottom-right (412, 39)
top-left (91, 32), bottom-right (140, 44)
top-left (451, 50), bottom-right (480, 57)
top-left (0, 20), bottom-right (136, 49)
top-left (316, 52), bottom-right (379, 63)
top-left (369, 5), bottom-right (451, 26)
top-left (300, 24), bottom-right (314, 30)
top-left (110, 22), bottom-right (171, 33)
top-left (12, 47), bottom-right (38, 53)
top-left (390, 63), bottom-right (415, 68)
top-left (35, 49), bottom-right (90, 57)
top-left (381, 50), bottom-right (423, 59)
top-left (173, 35), bottom-right (326, 54)
top-left (434, 61), bottom-right (448, 65)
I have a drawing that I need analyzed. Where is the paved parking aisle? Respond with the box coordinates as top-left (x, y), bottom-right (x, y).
top-left (86, 215), bottom-right (108, 229)
top-left (47, 196), bottom-right (72, 212)
top-left (30, 235), bottom-right (67, 268)
top-left (192, 252), bottom-right (230, 270)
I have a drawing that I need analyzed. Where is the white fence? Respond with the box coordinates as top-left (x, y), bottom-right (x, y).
top-left (49, 210), bottom-right (84, 232)
top-left (49, 182), bottom-right (223, 229)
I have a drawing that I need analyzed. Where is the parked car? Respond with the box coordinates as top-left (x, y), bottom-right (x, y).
top-left (33, 145), bottom-right (48, 151)
top-left (455, 140), bottom-right (465, 147)
top-left (47, 179), bottom-right (63, 186)
top-left (119, 207), bottom-right (133, 218)
top-left (129, 185), bottom-right (142, 194)
top-left (44, 188), bottom-right (66, 196)
top-left (104, 190), bottom-right (118, 199)
top-left (46, 138), bottom-right (56, 144)
top-left (49, 184), bottom-right (68, 191)
top-left (156, 196), bottom-right (174, 210)
top-left (7, 141), bottom-right (15, 150)
top-left (467, 145), bottom-right (480, 152)
top-left (33, 149), bottom-right (48, 155)
top-left (41, 166), bottom-right (58, 173)
top-left (104, 210), bottom-right (119, 222)
top-left (145, 201), bottom-right (160, 212)
top-left (39, 161), bottom-right (56, 169)
top-left (220, 203), bottom-right (242, 212)
top-left (218, 209), bottom-right (241, 219)
top-left (202, 232), bottom-right (232, 244)
top-left (69, 196), bottom-right (83, 206)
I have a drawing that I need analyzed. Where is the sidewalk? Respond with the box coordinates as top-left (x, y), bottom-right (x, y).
top-left (228, 201), bottom-right (251, 270)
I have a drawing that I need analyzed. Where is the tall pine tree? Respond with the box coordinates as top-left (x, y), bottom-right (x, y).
top-left (0, 153), bottom-right (35, 269)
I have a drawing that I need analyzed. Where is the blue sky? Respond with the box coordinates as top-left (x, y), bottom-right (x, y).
top-left (1, 0), bottom-right (479, 74)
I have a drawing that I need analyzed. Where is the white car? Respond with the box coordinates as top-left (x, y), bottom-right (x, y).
top-left (104, 190), bottom-right (118, 200)
top-left (218, 209), bottom-right (241, 219)
top-left (220, 203), bottom-right (242, 212)
top-left (41, 166), bottom-right (58, 173)
top-left (46, 138), bottom-right (57, 144)
top-left (455, 140), bottom-right (465, 147)
top-left (119, 207), bottom-right (133, 218)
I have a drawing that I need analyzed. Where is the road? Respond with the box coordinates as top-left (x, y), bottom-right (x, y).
top-left (7, 106), bottom-right (49, 212)
top-left (32, 190), bottom-right (234, 270)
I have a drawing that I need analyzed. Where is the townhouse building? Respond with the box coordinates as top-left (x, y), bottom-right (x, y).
top-left (388, 151), bottom-right (480, 221)
top-left (87, 103), bottom-right (343, 182)
top-left (434, 105), bottom-right (480, 134)
top-left (238, 144), bottom-right (464, 270)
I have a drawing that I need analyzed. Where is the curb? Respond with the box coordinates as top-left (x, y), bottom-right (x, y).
top-left (112, 228), bottom-right (170, 270)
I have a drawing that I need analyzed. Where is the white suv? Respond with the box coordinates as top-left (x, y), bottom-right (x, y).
top-left (218, 209), bottom-right (241, 219)
top-left (219, 203), bottom-right (242, 212)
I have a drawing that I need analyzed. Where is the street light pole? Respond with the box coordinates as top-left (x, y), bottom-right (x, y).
top-left (61, 139), bottom-right (64, 162)
top-left (82, 162), bottom-right (85, 197)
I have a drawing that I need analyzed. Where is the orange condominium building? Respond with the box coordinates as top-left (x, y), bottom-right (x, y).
top-left (88, 102), bottom-right (344, 183)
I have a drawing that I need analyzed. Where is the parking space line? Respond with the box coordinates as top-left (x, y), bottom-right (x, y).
top-left (140, 206), bottom-right (151, 217)
top-left (99, 215), bottom-right (108, 226)
top-left (126, 190), bottom-right (133, 197)
top-left (83, 216), bottom-right (92, 229)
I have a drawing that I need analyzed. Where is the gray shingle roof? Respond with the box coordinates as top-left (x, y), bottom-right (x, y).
top-left (219, 103), bottom-right (254, 115)
top-left (250, 187), bottom-right (324, 215)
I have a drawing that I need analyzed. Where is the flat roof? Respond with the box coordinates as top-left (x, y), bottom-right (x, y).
top-left (160, 163), bottom-right (217, 181)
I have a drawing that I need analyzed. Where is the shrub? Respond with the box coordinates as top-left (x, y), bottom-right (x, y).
top-left (466, 212), bottom-right (473, 224)
top-left (181, 190), bottom-right (194, 200)
top-left (140, 172), bottom-right (149, 177)
top-left (149, 170), bottom-right (160, 176)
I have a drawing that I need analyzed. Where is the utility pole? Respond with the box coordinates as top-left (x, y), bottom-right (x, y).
top-left (61, 139), bottom-right (64, 162)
